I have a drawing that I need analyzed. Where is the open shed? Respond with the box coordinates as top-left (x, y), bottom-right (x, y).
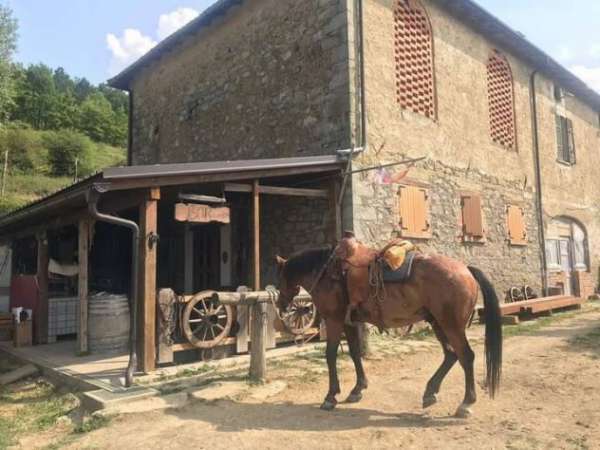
top-left (0, 155), bottom-right (344, 379)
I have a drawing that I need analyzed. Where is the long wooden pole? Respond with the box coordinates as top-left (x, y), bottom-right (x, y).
top-left (138, 188), bottom-right (159, 373)
top-left (77, 219), bottom-right (89, 353)
top-left (36, 232), bottom-right (49, 345)
top-left (251, 180), bottom-right (260, 290)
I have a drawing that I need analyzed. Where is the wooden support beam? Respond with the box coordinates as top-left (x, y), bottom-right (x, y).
top-left (77, 219), bottom-right (90, 354)
top-left (35, 232), bottom-right (49, 345)
top-left (249, 302), bottom-right (268, 382)
top-left (329, 179), bottom-right (342, 241)
top-left (251, 180), bottom-right (260, 290)
top-left (224, 182), bottom-right (328, 198)
top-left (138, 187), bottom-right (159, 373)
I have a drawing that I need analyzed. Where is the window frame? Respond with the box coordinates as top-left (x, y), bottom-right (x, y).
top-left (486, 50), bottom-right (518, 151)
top-left (506, 204), bottom-right (527, 246)
top-left (460, 192), bottom-right (486, 243)
top-left (555, 114), bottom-right (576, 165)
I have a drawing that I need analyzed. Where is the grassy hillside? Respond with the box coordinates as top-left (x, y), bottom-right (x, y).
top-left (0, 130), bottom-right (126, 214)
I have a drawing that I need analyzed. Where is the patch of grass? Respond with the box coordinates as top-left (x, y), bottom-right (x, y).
top-left (73, 414), bottom-right (112, 434)
top-left (0, 380), bottom-right (78, 449)
top-left (503, 310), bottom-right (579, 338)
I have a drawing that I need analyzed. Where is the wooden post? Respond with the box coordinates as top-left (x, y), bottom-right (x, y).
top-left (138, 188), bottom-right (160, 373)
top-left (77, 219), bottom-right (89, 353)
top-left (184, 224), bottom-right (194, 294)
top-left (251, 180), bottom-right (260, 290)
top-left (249, 301), bottom-right (268, 382)
top-left (329, 179), bottom-right (342, 241)
top-left (35, 232), bottom-right (49, 345)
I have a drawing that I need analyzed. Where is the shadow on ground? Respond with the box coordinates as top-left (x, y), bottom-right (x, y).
top-left (165, 398), bottom-right (464, 433)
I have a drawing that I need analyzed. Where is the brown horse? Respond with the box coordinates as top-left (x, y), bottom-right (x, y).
top-left (275, 246), bottom-right (502, 418)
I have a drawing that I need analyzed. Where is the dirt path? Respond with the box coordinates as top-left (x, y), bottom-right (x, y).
top-left (59, 309), bottom-right (600, 449)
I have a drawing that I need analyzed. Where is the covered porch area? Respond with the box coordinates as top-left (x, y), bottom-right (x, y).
top-left (0, 155), bottom-right (344, 389)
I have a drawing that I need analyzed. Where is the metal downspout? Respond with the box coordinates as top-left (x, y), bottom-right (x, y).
top-left (87, 186), bottom-right (139, 387)
top-left (529, 70), bottom-right (548, 294)
top-left (337, 0), bottom-right (368, 205)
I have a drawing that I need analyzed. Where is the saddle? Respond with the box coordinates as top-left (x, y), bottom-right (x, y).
top-left (335, 231), bottom-right (419, 328)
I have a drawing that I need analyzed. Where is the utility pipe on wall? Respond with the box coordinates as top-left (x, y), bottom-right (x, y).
top-left (87, 185), bottom-right (139, 387)
top-left (529, 70), bottom-right (548, 294)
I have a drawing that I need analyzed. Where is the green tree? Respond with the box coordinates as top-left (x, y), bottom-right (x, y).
top-left (44, 129), bottom-right (93, 177)
top-left (13, 64), bottom-right (58, 129)
top-left (53, 67), bottom-right (75, 94)
top-left (0, 5), bottom-right (18, 123)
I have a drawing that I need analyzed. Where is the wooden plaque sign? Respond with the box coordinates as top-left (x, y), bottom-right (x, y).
top-left (175, 203), bottom-right (230, 224)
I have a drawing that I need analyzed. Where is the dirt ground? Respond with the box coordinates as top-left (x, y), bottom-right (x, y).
top-left (9, 306), bottom-right (600, 450)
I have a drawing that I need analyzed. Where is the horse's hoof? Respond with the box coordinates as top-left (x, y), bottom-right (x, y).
top-left (422, 394), bottom-right (437, 409)
top-left (346, 393), bottom-right (362, 403)
top-left (320, 400), bottom-right (337, 411)
top-left (454, 404), bottom-right (473, 419)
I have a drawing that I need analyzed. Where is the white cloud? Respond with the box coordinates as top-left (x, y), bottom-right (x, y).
top-left (589, 44), bottom-right (600, 59)
top-left (556, 45), bottom-right (574, 62)
top-left (106, 7), bottom-right (200, 76)
top-left (157, 7), bottom-right (199, 40)
top-left (106, 28), bottom-right (157, 76)
top-left (570, 65), bottom-right (600, 93)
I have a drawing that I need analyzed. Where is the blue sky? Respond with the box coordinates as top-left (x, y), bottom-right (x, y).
top-left (6, 0), bottom-right (600, 92)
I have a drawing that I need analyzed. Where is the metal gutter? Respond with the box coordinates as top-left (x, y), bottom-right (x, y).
top-left (529, 70), bottom-right (548, 294)
top-left (88, 186), bottom-right (139, 388)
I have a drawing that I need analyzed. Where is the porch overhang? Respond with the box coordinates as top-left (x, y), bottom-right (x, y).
top-left (0, 155), bottom-right (344, 239)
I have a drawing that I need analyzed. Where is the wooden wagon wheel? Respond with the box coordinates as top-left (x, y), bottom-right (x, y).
top-left (182, 291), bottom-right (233, 348)
top-left (281, 294), bottom-right (317, 335)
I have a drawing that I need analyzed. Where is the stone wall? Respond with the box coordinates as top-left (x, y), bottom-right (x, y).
top-left (348, 0), bottom-right (544, 298)
top-left (259, 195), bottom-right (332, 287)
top-left (534, 74), bottom-right (600, 296)
top-left (351, 159), bottom-right (542, 299)
top-left (130, 0), bottom-right (353, 165)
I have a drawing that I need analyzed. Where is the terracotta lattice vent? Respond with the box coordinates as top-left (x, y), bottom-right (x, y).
top-left (394, 0), bottom-right (436, 119)
top-left (487, 51), bottom-right (516, 149)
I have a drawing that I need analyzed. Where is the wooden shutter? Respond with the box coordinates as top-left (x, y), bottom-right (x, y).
top-left (507, 205), bottom-right (527, 245)
top-left (566, 118), bottom-right (576, 164)
top-left (398, 185), bottom-right (431, 238)
top-left (555, 115), bottom-right (565, 162)
top-left (461, 194), bottom-right (484, 238)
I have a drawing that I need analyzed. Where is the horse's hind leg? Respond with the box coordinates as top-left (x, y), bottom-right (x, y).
top-left (444, 329), bottom-right (476, 418)
top-left (423, 321), bottom-right (457, 408)
top-left (344, 324), bottom-right (368, 403)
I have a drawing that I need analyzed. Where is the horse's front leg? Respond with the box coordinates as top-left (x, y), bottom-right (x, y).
top-left (321, 319), bottom-right (343, 411)
top-left (344, 323), bottom-right (368, 403)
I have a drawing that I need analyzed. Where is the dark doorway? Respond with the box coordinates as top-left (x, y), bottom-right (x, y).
top-left (193, 224), bottom-right (220, 292)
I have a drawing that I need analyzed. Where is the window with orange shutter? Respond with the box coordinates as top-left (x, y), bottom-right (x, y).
top-left (506, 205), bottom-right (527, 245)
top-left (461, 194), bottom-right (485, 241)
top-left (487, 51), bottom-right (517, 150)
top-left (398, 184), bottom-right (431, 239)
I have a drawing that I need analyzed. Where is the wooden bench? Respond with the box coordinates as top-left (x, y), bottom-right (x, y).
top-left (478, 295), bottom-right (584, 320)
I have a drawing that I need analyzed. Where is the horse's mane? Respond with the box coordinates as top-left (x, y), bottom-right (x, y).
top-left (283, 245), bottom-right (333, 279)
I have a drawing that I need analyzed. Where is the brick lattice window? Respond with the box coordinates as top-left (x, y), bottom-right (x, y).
top-left (487, 51), bottom-right (516, 149)
top-left (394, 0), bottom-right (436, 119)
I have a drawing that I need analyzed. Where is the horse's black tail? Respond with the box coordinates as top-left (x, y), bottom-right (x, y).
top-left (468, 266), bottom-right (502, 399)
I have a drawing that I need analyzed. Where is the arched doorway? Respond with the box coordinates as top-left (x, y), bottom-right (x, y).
top-left (545, 217), bottom-right (589, 296)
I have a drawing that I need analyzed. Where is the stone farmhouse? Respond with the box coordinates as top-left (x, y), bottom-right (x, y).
top-left (0, 0), bottom-right (598, 376)
top-left (110, 0), bottom-right (599, 299)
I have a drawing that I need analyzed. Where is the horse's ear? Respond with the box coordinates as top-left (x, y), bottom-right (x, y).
top-left (275, 255), bottom-right (287, 266)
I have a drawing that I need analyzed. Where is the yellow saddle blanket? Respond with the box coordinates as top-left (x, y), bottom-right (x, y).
top-left (382, 240), bottom-right (417, 271)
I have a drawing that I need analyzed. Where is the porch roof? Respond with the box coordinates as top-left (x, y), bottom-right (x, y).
top-left (0, 155), bottom-right (343, 238)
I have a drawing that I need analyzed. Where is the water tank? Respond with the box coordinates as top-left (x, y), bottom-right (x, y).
top-left (88, 292), bottom-right (130, 354)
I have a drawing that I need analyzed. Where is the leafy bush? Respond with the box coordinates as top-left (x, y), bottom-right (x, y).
top-left (44, 129), bottom-right (94, 177)
top-left (0, 126), bottom-right (49, 173)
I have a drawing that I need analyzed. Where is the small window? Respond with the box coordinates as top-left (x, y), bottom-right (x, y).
top-left (398, 184), bottom-right (431, 239)
top-left (545, 239), bottom-right (561, 271)
top-left (555, 115), bottom-right (576, 164)
top-left (461, 194), bottom-right (485, 241)
top-left (507, 205), bottom-right (527, 245)
top-left (553, 83), bottom-right (563, 103)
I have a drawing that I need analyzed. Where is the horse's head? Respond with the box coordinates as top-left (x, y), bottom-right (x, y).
top-left (275, 255), bottom-right (300, 314)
